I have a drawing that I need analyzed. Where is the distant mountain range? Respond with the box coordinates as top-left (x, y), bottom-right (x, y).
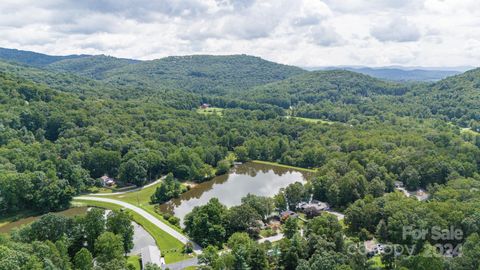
top-left (305, 66), bottom-right (471, 82)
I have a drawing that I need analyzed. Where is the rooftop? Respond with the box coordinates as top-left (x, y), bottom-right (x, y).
top-left (141, 245), bottom-right (162, 269)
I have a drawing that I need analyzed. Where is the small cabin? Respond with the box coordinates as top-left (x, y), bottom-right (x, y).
top-left (200, 103), bottom-right (210, 109)
top-left (100, 175), bottom-right (115, 187)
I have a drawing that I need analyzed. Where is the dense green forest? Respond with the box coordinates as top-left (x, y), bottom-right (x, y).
top-left (0, 48), bottom-right (479, 270)
top-left (240, 70), bottom-right (480, 128)
top-left (0, 208), bottom-right (136, 269)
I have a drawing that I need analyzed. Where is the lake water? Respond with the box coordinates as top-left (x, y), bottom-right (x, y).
top-left (159, 162), bottom-right (311, 224)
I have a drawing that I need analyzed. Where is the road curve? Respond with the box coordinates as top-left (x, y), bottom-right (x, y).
top-left (75, 196), bottom-right (202, 254)
top-left (90, 177), bottom-right (165, 196)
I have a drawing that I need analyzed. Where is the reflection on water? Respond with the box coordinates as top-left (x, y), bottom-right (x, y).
top-left (158, 162), bottom-right (312, 224)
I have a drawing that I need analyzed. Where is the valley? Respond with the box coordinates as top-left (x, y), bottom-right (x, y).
top-left (0, 47), bottom-right (479, 270)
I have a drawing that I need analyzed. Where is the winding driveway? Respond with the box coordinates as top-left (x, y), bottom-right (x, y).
top-left (75, 196), bottom-right (202, 254)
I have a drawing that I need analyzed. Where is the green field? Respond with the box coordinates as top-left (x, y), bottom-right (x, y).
top-left (73, 199), bottom-right (191, 264)
top-left (196, 107), bottom-right (224, 116)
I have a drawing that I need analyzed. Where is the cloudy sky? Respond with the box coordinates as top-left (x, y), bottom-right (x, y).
top-left (1, 0), bottom-right (479, 67)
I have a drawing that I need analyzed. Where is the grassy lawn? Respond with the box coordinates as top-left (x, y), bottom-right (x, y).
top-left (73, 199), bottom-right (191, 264)
top-left (98, 182), bottom-right (183, 233)
top-left (252, 160), bottom-right (317, 173)
top-left (103, 182), bottom-right (159, 205)
top-left (127, 255), bottom-right (141, 270)
top-left (196, 107), bottom-right (224, 116)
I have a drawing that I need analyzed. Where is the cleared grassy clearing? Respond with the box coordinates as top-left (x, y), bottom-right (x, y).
top-left (196, 107), bottom-right (224, 116)
top-left (461, 127), bottom-right (479, 135)
top-left (285, 116), bottom-right (335, 125)
top-left (73, 199), bottom-right (191, 264)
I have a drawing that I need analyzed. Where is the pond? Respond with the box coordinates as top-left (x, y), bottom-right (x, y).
top-left (159, 162), bottom-right (312, 224)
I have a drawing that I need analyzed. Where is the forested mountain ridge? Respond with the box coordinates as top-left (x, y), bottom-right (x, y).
top-left (47, 55), bottom-right (139, 79)
top-left (241, 70), bottom-right (406, 108)
top-left (0, 59), bottom-right (205, 107)
top-left (238, 69), bottom-right (480, 128)
top-left (99, 54), bottom-right (306, 95)
top-left (0, 48), bottom-right (307, 96)
top-left (0, 59), bottom-right (124, 98)
top-left (0, 47), bottom-right (89, 67)
top-left (402, 68), bottom-right (480, 128)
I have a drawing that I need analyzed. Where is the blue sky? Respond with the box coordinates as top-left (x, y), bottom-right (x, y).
top-left (0, 0), bottom-right (479, 67)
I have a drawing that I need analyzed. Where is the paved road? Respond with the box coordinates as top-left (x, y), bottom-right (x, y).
top-left (75, 196), bottom-right (202, 254)
top-left (90, 177), bottom-right (164, 196)
top-left (129, 222), bottom-right (158, 256)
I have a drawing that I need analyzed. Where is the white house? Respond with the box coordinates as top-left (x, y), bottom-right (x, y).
top-left (141, 245), bottom-right (163, 269)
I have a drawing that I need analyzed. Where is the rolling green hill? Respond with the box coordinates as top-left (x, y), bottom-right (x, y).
top-left (0, 59), bottom-right (120, 98)
top-left (239, 69), bottom-right (479, 128)
top-left (0, 47), bottom-right (478, 128)
top-left (0, 48), bottom-right (306, 97)
top-left (47, 55), bottom-right (139, 79)
top-left (100, 54), bottom-right (306, 95)
top-left (0, 47), bottom-right (88, 67)
top-left (0, 59), bottom-right (202, 108)
top-left (422, 68), bottom-right (480, 127)
top-left (241, 70), bottom-right (406, 108)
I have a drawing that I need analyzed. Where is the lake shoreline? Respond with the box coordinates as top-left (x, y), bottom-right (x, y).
top-left (251, 160), bottom-right (317, 173)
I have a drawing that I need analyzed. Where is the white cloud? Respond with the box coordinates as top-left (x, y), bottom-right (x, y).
top-left (0, 0), bottom-right (478, 67)
top-left (370, 17), bottom-right (421, 42)
top-left (309, 24), bottom-right (343, 46)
